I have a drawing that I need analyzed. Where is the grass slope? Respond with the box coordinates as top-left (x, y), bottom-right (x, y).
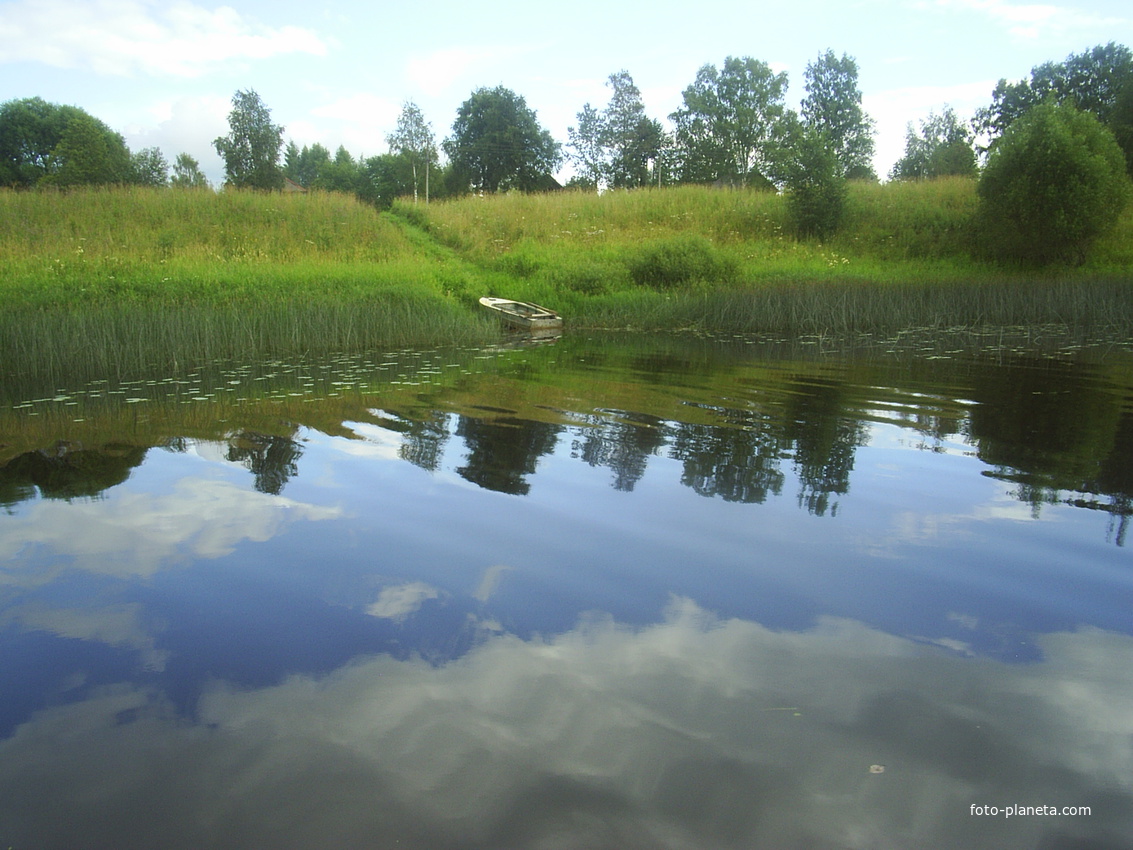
top-left (401, 178), bottom-right (1133, 334)
top-left (0, 187), bottom-right (495, 382)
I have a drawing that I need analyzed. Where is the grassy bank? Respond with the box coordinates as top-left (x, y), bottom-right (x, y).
top-left (2, 181), bottom-right (1132, 382)
top-left (0, 187), bottom-right (497, 383)
top-left (406, 178), bottom-right (1133, 322)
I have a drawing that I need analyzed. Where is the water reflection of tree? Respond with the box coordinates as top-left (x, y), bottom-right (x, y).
top-left (398, 411), bottom-right (451, 473)
top-left (0, 442), bottom-right (148, 506)
top-left (781, 378), bottom-right (868, 517)
top-left (968, 358), bottom-right (1131, 542)
top-left (455, 415), bottom-right (561, 496)
top-left (567, 385), bottom-right (867, 514)
top-left (1079, 408), bottom-right (1133, 546)
top-left (670, 412), bottom-right (787, 504)
top-left (226, 432), bottom-right (303, 496)
top-left (573, 412), bottom-right (667, 492)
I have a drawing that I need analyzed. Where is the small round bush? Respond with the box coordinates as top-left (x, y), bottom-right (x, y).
top-left (628, 234), bottom-right (735, 289)
top-left (977, 101), bottom-right (1131, 265)
top-left (547, 259), bottom-right (612, 294)
top-left (498, 249), bottom-right (541, 278)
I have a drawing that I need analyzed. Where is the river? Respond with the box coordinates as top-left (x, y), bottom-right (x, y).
top-left (1, 329), bottom-right (1131, 849)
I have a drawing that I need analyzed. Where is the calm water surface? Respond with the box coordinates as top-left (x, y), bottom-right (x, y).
top-left (1, 331), bottom-right (1131, 849)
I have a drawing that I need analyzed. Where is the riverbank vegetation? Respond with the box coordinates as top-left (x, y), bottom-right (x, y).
top-left (399, 177), bottom-right (1133, 330)
top-left (2, 178), bottom-right (1132, 387)
top-left (0, 186), bottom-right (498, 383)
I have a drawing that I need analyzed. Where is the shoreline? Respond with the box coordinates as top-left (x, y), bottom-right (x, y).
top-left (2, 183), bottom-right (1131, 383)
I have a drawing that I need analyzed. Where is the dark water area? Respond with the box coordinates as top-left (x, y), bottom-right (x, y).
top-left (1, 330), bottom-right (1132, 849)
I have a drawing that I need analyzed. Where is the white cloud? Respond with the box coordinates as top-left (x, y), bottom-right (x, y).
top-left (0, 0), bottom-right (327, 77)
top-left (311, 93), bottom-right (400, 124)
top-left (405, 45), bottom-right (538, 98)
top-left (305, 93), bottom-right (403, 156)
top-left (120, 94), bottom-right (230, 184)
top-left (406, 48), bottom-right (497, 97)
top-left (917, 0), bottom-right (1131, 39)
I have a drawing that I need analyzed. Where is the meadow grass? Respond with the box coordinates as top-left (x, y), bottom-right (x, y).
top-left (1, 185), bottom-right (413, 265)
top-left (421, 182), bottom-right (1038, 287)
top-left (417, 177), bottom-right (1133, 278)
top-left (0, 186), bottom-right (500, 382)
top-left (412, 179), bottom-right (1133, 334)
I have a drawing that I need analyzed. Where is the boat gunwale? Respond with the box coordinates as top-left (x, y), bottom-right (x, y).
top-left (479, 296), bottom-right (563, 329)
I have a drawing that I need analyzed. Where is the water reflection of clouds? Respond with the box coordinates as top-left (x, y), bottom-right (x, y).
top-left (861, 490), bottom-right (1046, 559)
top-left (473, 563), bottom-right (511, 602)
top-left (854, 431), bottom-right (1047, 560)
top-left (366, 581), bottom-right (441, 620)
top-left (0, 478), bottom-right (341, 583)
top-left (0, 602), bottom-right (169, 671)
top-left (362, 566), bottom-right (513, 624)
top-left (2, 599), bottom-right (1129, 848)
top-left (335, 420), bottom-right (405, 462)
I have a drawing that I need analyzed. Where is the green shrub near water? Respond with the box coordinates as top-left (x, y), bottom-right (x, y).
top-left (784, 129), bottom-right (848, 240)
top-left (977, 102), bottom-right (1132, 265)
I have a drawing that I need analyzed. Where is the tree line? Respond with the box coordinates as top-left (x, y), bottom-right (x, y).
top-left (2, 42), bottom-right (1131, 263)
top-left (0, 96), bottom-right (210, 189)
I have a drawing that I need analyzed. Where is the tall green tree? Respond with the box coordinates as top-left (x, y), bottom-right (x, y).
top-left (976, 42), bottom-right (1133, 160)
top-left (41, 113), bottom-right (132, 187)
top-left (977, 101), bottom-right (1130, 265)
top-left (289, 143), bottom-right (330, 188)
top-left (213, 89), bottom-right (284, 190)
top-left (890, 106), bottom-right (977, 180)
top-left (801, 49), bottom-right (876, 179)
top-left (129, 147), bottom-right (169, 187)
top-left (0, 97), bottom-right (131, 187)
top-left (600, 71), bottom-right (664, 188)
top-left (444, 86), bottom-right (561, 194)
top-left (359, 153), bottom-right (412, 208)
top-left (386, 101), bottom-right (437, 203)
top-left (623, 116), bottom-right (667, 187)
top-left (566, 103), bottom-right (606, 190)
top-left (171, 153), bottom-right (209, 189)
top-left (670, 56), bottom-right (790, 186)
top-left (311, 145), bottom-right (361, 193)
top-left (1113, 82), bottom-right (1133, 175)
top-left (283, 141), bottom-right (301, 182)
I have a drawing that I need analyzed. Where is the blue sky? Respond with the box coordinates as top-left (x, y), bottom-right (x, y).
top-left (1, 0), bottom-right (1131, 185)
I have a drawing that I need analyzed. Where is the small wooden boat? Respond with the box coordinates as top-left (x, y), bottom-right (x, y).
top-left (479, 297), bottom-right (563, 331)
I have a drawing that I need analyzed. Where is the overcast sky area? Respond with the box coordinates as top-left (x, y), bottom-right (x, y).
top-left (1, 0), bottom-right (1131, 187)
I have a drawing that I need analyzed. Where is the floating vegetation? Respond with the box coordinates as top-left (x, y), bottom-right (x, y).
top-left (0, 343), bottom-right (524, 461)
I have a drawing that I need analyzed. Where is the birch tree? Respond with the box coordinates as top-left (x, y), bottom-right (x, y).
top-left (387, 101), bottom-right (436, 203)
